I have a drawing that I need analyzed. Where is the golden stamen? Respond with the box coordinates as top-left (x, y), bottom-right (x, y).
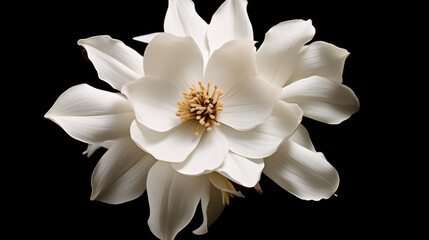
top-left (176, 81), bottom-right (224, 135)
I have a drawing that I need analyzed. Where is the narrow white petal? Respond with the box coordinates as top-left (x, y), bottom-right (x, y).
top-left (207, 0), bottom-right (253, 54)
top-left (147, 161), bottom-right (204, 240)
top-left (90, 138), bottom-right (156, 204)
top-left (78, 35), bottom-right (144, 90)
top-left (289, 41), bottom-right (349, 84)
top-left (282, 76), bottom-right (360, 124)
top-left (172, 127), bottom-right (229, 176)
top-left (133, 32), bottom-right (163, 43)
top-left (193, 181), bottom-right (225, 235)
top-left (216, 152), bottom-right (264, 188)
top-left (256, 20), bottom-right (315, 87)
top-left (263, 139), bottom-right (339, 201)
top-left (143, 33), bottom-right (204, 93)
top-left (122, 76), bottom-right (182, 132)
top-left (217, 77), bottom-right (281, 131)
top-left (45, 84), bottom-right (133, 144)
top-left (130, 120), bottom-right (203, 163)
top-left (221, 101), bottom-right (303, 159)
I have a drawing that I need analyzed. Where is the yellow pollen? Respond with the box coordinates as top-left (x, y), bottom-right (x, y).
top-left (176, 81), bottom-right (224, 135)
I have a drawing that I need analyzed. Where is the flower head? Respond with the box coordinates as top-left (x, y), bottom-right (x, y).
top-left (45, 0), bottom-right (359, 239)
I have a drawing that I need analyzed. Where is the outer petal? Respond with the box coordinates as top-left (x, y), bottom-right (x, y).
top-left (193, 180), bottom-right (225, 235)
top-left (221, 101), bottom-right (303, 159)
top-left (204, 39), bottom-right (257, 94)
top-left (147, 161), bottom-right (204, 240)
top-left (288, 124), bottom-right (316, 152)
top-left (282, 76), bottom-right (360, 124)
top-left (207, 0), bottom-right (253, 54)
top-left (78, 35), bottom-right (144, 90)
top-left (256, 20), bottom-right (315, 87)
top-left (217, 77), bottom-right (281, 131)
top-left (130, 120), bottom-right (203, 163)
top-left (263, 139), bottom-right (339, 201)
top-left (90, 138), bottom-right (156, 204)
top-left (172, 127), bottom-right (229, 176)
top-left (122, 76), bottom-right (182, 132)
top-left (45, 84), bottom-right (133, 144)
top-left (143, 33), bottom-right (204, 93)
top-left (164, 0), bottom-right (209, 62)
top-left (288, 41), bottom-right (349, 84)
top-left (216, 152), bottom-right (264, 188)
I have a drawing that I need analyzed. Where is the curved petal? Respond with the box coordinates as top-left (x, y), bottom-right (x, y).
top-left (207, 0), bottom-right (253, 54)
top-left (217, 77), bottom-right (281, 131)
top-left (256, 19), bottom-right (315, 87)
top-left (144, 33), bottom-right (204, 93)
top-left (216, 152), bottom-right (264, 188)
top-left (78, 35), bottom-right (144, 90)
top-left (164, 0), bottom-right (209, 62)
top-left (90, 138), bottom-right (156, 204)
top-left (130, 120), bottom-right (203, 163)
top-left (204, 39), bottom-right (257, 94)
top-left (288, 41), bottom-right (350, 84)
top-left (282, 76), bottom-right (360, 124)
top-left (147, 161), bottom-right (204, 240)
top-left (193, 180), bottom-right (225, 235)
top-left (288, 124), bottom-right (316, 152)
top-left (45, 84), bottom-right (133, 144)
top-left (172, 127), bottom-right (229, 176)
top-left (263, 139), bottom-right (339, 201)
top-left (122, 76), bottom-right (182, 132)
top-left (221, 101), bottom-right (303, 159)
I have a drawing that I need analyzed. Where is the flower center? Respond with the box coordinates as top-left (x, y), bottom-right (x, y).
top-left (176, 81), bottom-right (224, 135)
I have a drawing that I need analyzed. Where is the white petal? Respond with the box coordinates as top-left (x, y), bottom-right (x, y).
top-left (147, 161), bottom-right (204, 240)
top-left (143, 33), bottom-right (204, 93)
top-left (204, 39), bottom-right (257, 94)
top-left (217, 77), bottom-right (281, 131)
top-left (221, 101), bottom-right (303, 159)
top-left (164, 0), bottom-right (209, 62)
top-left (289, 41), bottom-right (349, 84)
top-left (256, 20), bottom-right (315, 87)
top-left (90, 138), bottom-right (156, 204)
top-left (216, 152), bottom-right (264, 188)
top-left (207, 172), bottom-right (244, 197)
top-left (172, 127), bottom-right (229, 176)
top-left (282, 76), bottom-right (360, 124)
top-left (263, 139), bottom-right (339, 200)
top-left (122, 76), bottom-right (182, 132)
top-left (193, 181), bottom-right (225, 235)
top-left (207, 0), bottom-right (253, 54)
top-left (288, 124), bottom-right (316, 152)
top-left (130, 120), bottom-right (203, 163)
top-left (133, 32), bottom-right (163, 43)
top-left (45, 84), bottom-right (133, 144)
top-left (78, 35), bottom-right (144, 90)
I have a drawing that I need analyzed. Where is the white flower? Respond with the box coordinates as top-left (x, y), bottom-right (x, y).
top-left (122, 33), bottom-right (302, 186)
top-left (138, 0), bottom-right (359, 201)
top-left (45, 0), bottom-right (360, 238)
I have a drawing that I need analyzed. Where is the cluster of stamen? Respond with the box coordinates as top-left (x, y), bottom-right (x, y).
top-left (176, 81), bottom-right (224, 135)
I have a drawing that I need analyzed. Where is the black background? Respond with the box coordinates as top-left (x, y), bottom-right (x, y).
top-left (10, 0), bottom-right (421, 239)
